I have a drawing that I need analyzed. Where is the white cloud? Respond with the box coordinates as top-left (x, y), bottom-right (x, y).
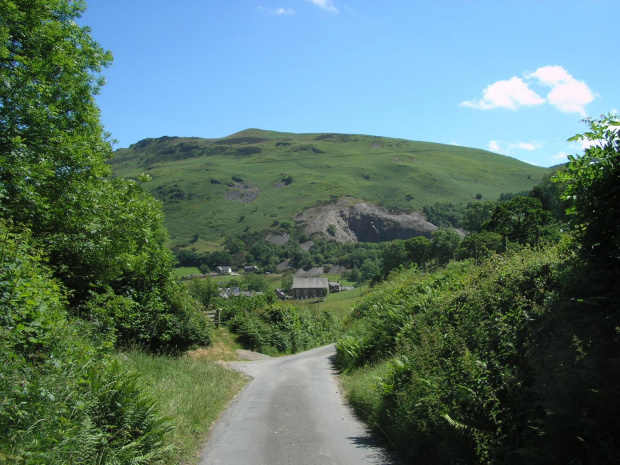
top-left (461, 65), bottom-right (595, 115)
top-left (510, 142), bottom-right (540, 151)
top-left (460, 77), bottom-right (545, 110)
top-left (488, 140), bottom-right (504, 153)
top-left (527, 65), bottom-right (595, 116)
top-left (580, 139), bottom-right (599, 150)
top-left (552, 151), bottom-right (569, 162)
top-left (258, 6), bottom-right (295, 15)
top-left (305, 0), bottom-right (338, 12)
top-left (488, 140), bottom-right (541, 155)
top-left (274, 7), bottom-right (295, 15)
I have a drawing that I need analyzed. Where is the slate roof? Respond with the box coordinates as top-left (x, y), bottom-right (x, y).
top-left (292, 277), bottom-right (329, 289)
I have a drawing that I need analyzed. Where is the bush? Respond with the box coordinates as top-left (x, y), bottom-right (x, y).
top-left (336, 247), bottom-right (568, 463)
top-left (559, 115), bottom-right (620, 284)
top-left (228, 303), bottom-right (342, 355)
top-left (0, 224), bottom-right (172, 463)
top-left (87, 281), bottom-right (212, 354)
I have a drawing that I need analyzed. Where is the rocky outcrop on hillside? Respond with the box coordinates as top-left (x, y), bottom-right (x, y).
top-left (295, 197), bottom-right (437, 243)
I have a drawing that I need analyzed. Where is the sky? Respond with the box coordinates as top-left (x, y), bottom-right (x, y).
top-left (80, 0), bottom-right (619, 167)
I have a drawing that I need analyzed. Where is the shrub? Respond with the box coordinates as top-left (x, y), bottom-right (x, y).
top-left (228, 303), bottom-right (342, 355)
top-left (336, 247), bottom-right (567, 463)
top-left (0, 224), bottom-right (172, 463)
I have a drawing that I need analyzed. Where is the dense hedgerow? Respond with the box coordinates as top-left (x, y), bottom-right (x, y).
top-left (228, 302), bottom-right (342, 355)
top-left (336, 115), bottom-right (620, 465)
top-left (0, 224), bottom-right (173, 463)
top-left (337, 245), bottom-right (573, 463)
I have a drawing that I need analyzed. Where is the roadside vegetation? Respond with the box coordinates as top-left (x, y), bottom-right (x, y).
top-left (1, 2), bottom-right (232, 463)
top-left (335, 115), bottom-right (620, 464)
top-left (124, 345), bottom-right (247, 464)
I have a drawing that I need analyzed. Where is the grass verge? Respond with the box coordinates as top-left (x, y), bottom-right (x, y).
top-left (122, 329), bottom-right (247, 464)
top-left (340, 361), bottom-right (390, 428)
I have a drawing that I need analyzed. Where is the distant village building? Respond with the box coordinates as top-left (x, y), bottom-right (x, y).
top-left (328, 281), bottom-right (340, 293)
top-left (219, 287), bottom-right (263, 299)
top-left (275, 288), bottom-right (288, 300)
top-left (244, 265), bottom-right (259, 273)
top-left (291, 277), bottom-right (329, 300)
top-left (216, 266), bottom-right (232, 275)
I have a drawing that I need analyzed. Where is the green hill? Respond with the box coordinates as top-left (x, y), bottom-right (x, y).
top-left (110, 129), bottom-right (548, 245)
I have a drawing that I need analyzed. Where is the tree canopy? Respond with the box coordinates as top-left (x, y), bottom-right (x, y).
top-left (482, 196), bottom-right (551, 244)
top-left (558, 114), bottom-right (620, 284)
top-left (0, 0), bottom-right (209, 351)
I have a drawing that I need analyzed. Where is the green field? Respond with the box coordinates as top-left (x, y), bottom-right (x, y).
top-left (110, 129), bottom-right (548, 245)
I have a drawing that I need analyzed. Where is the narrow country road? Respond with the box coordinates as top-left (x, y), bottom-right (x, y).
top-left (199, 344), bottom-right (401, 465)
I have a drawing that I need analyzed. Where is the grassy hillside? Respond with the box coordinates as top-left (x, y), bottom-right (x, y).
top-left (110, 129), bottom-right (548, 245)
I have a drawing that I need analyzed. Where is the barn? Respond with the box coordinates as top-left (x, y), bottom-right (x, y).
top-left (290, 277), bottom-right (329, 300)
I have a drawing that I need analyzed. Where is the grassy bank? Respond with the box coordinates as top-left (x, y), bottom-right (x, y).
top-left (336, 246), bottom-right (569, 463)
top-left (123, 329), bottom-right (247, 464)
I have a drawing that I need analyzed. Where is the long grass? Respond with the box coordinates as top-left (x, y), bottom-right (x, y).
top-left (123, 341), bottom-right (246, 464)
top-left (339, 361), bottom-right (392, 428)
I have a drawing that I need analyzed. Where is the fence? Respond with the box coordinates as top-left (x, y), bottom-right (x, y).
top-left (205, 307), bottom-right (221, 327)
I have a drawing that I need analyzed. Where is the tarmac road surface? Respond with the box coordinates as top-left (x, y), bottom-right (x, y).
top-left (199, 344), bottom-right (401, 465)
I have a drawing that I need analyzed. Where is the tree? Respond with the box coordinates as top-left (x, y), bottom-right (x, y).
top-left (529, 170), bottom-right (569, 222)
top-left (457, 231), bottom-right (503, 260)
top-left (225, 237), bottom-right (246, 255)
top-left (404, 236), bottom-right (432, 268)
top-left (1, 0), bottom-right (113, 225)
top-left (0, 0), bottom-right (122, 299)
top-left (0, 0), bottom-right (209, 353)
top-left (431, 228), bottom-right (462, 263)
top-left (461, 201), bottom-right (496, 233)
top-left (348, 266), bottom-right (362, 283)
top-left (281, 274), bottom-right (294, 292)
top-left (483, 196), bottom-right (551, 244)
top-left (360, 258), bottom-right (380, 282)
top-left (557, 114), bottom-right (620, 282)
top-left (206, 251), bottom-right (234, 270)
top-left (187, 277), bottom-right (219, 308)
top-left (242, 273), bottom-right (270, 292)
top-left (382, 240), bottom-right (408, 276)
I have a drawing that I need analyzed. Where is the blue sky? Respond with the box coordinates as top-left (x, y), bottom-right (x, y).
top-left (81, 0), bottom-right (619, 167)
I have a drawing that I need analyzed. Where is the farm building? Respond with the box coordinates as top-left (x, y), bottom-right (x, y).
top-left (291, 277), bottom-right (329, 300)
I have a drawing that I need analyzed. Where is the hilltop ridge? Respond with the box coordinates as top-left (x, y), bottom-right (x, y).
top-left (110, 129), bottom-right (548, 245)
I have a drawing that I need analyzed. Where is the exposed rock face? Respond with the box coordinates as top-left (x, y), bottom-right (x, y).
top-left (295, 198), bottom-right (437, 243)
top-left (266, 233), bottom-right (290, 245)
